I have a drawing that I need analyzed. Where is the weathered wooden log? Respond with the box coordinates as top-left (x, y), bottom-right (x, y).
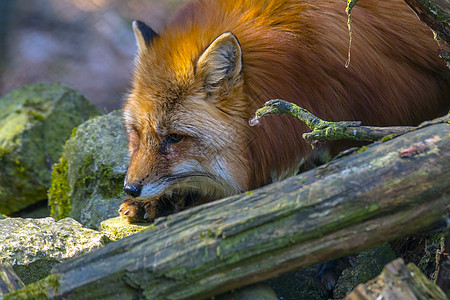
top-left (404, 0), bottom-right (450, 44)
top-left (345, 258), bottom-right (447, 299)
top-left (10, 117), bottom-right (448, 299)
top-left (403, 0), bottom-right (450, 67)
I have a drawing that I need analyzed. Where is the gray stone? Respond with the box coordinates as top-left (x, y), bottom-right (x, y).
top-left (49, 110), bottom-right (129, 229)
top-left (0, 217), bottom-right (110, 285)
top-left (0, 83), bottom-right (100, 215)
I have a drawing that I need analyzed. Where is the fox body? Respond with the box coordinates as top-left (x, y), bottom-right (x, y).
top-left (120, 0), bottom-right (449, 222)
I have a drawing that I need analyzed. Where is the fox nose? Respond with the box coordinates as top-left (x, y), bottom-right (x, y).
top-left (123, 182), bottom-right (142, 198)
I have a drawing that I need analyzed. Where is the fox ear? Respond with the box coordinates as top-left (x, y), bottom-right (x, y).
top-left (132, 20), bottom-right (158, 53)
top-left (196, 32), bottom-right (242, 96)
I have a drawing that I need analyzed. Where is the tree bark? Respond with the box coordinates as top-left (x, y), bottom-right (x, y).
top-left (38, 117), bottom-right (450, 299)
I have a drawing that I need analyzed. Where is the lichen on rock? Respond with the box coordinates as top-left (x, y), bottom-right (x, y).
top-left (49, 110), bottom-right (129, 229)
top-left (100, 216), bottom-right (154, 241)
top-left (0, 217), bottom-right (110, 285)
top-left (0, 83), bottom-right (100, 215)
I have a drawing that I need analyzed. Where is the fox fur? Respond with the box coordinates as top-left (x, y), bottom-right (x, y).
top-left (120, 0), bottom-right (449, 222)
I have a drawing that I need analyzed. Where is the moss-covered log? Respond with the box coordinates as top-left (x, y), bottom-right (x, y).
top-left (30, 119), bottom-right (450, 299)
top-left (404, 0), bottom-right (450, 44)
top-left (403, 0), bottom-right (450, 67)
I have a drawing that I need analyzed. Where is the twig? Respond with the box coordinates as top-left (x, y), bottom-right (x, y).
top-left (250, 99), bottom-right (416, 143)
top-left (345, 0), bottom-right (359, 68)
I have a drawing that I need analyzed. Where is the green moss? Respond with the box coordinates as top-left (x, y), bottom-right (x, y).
top-left (70, 126), bottom-right (78, 138)
top-left (55, 110), bottom-right (129, 228)
top-left (83, 154), bottom-right (94, 166)
top-left (78, 150), bottom-right (123, 199)
top-left (100, 217), bottom-right (153, 241)
top-left (164, 266), bottom-right (188, 279)
top-left (345, 0), bottom-right (358, 68)
top-left (0, 147), bottom-right (12, 157)
top-left (139, 223), bottom-right (156, 234)
top-left (48, 155), bottom-right (71, 220)
top-left (0, 110), bottom-right (29, 143)
top-left (346, 0), bottom-right (358, 14)
top-left (98, 169), bottom-right (126, 199)
top-left (368, 203), bottom-right (378, 212)
top-left (0, 83), bottom-right (101, 215)
top-left (27, 110), bottom-right (45, 121)
top-left (11, 158), bottom-right (28, 181)
top-left (14, 159), bottom-right (26, 174)
top-left (381, 134), bottom-right (393, 142)
top-left (384, 177), bottom-right (403, 189)
top-left (4, 274), bottom-right (61, 300)
top-left (357, 146), bottom-right (368, 153)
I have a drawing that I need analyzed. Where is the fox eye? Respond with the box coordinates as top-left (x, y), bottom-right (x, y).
top-left (166, 134), bottom-right (183, 144)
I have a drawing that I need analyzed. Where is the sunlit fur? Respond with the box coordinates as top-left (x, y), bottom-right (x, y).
top-left (124, 0), bottom-right (449, 205)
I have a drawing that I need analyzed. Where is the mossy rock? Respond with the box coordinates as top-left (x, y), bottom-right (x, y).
top-left (99, 216), bottom-right (154, 241)
top-left (0, 83), bottom-right (100, 215)
top-left (0, 217), bottom-right (110, 285)
top-left (49, 110), bottom-right (129, 229)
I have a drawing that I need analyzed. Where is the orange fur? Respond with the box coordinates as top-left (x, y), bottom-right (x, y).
top-left (122, 0), bottom-right (449, 221)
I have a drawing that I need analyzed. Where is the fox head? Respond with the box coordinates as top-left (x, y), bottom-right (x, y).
top-left (123, 21), bottom-right (251, 205)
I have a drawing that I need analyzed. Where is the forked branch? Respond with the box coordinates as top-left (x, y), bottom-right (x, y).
top-left (251, 99), bottom-right (419, 144)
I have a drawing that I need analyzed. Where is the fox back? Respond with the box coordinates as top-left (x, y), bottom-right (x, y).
top-left (121, 0), bottom-right (449, 221)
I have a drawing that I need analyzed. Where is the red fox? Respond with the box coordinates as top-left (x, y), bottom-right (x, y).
top-left (119, 0), bottom-right (449, 222)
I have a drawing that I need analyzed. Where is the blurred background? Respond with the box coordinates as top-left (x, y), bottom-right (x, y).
top-left (0, 0), bottom-right (185, 112)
